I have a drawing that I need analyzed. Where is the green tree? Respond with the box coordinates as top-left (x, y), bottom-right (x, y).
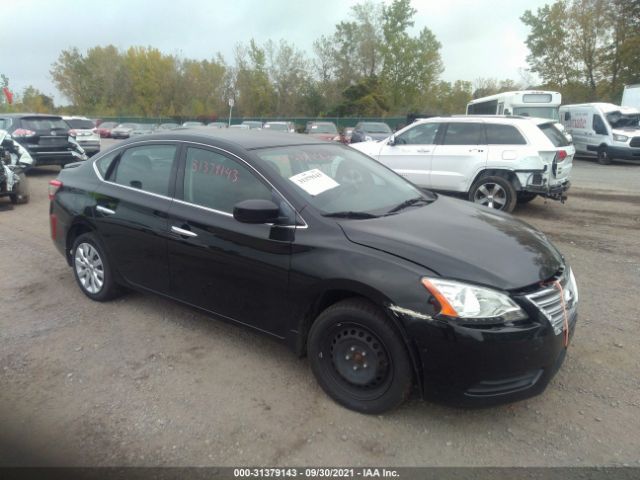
top-left (233, 39), bottom-right (276, 116)
top-left (380, 0), bottom-right (443, 111)
top-left (20, 86), bottom-right (54, 113)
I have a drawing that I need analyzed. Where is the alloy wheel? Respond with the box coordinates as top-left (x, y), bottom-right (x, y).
top-left (74, 242), bottom-right (105, 294)
top-left (473, 183), bottom-right (507, 210)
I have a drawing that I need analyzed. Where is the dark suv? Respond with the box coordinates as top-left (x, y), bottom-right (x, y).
top-left (0, 113), bottom-right (87, 168)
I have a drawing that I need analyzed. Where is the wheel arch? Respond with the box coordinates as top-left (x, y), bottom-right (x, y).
top-left (65, 219), bottom-right (97, 266)
top-left (469, 168), bottom-right (522, 192)
top-left (293, 281), bottom-right (424, 393)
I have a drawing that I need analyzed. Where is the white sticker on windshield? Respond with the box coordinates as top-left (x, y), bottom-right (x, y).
top-left (289, 169), bottom-right (339, 196)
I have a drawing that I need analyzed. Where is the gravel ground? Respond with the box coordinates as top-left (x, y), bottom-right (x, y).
top-left (0, 149), bottom-right (639, 467)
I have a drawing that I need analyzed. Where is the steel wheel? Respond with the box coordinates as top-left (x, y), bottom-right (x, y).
top-left (473, 182), bottom-right (508, 209)
top-left (74, 242), bottom-right (105, 294)
top-left (329, 323), bottom-right (392, 391)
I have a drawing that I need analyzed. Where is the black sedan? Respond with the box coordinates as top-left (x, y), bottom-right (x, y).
top-left (48, 130), bottom-right (578, 413)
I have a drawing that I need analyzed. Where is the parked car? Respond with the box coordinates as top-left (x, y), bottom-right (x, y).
top-left (182, 121), bottom-right (204, 127)
top-left (206, 122), bottom-right (228, 129)
top-left (559, 103), bottom-right (640, 165)
top-left (351, 116), bottom-right (574, 212)
top-left (110, 123), bottom-right (138, 139)
top-left (129, 124), bottom-right (158, 137)
top-left (0, 113), bottom-right (87, 167)
top-left (156, 123), bottom-right (180, 132)
top-left (96, 121), bottom-right (118, 138)
top-left (49, 129), bottom-right (578, 413)
top-left (263, 121), bottom-right (295, 132)
top-left (63, 116), bottom-right (100, 156)
top-left (350, 122), bottom-right (392, 144)
top-left (0, 129), bottom-right (33, 204)
top-left (305, 121), bottom-right (340, 142)
top-left (342, 127), bottom-right (355, 144)
top-left (241, 120), bottom-right (263, 130)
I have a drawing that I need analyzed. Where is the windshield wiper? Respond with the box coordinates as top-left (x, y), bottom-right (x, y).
top-left (386, 196), bottom-right (430, 215)
top-left (323, 211), bottom-right (379, 219)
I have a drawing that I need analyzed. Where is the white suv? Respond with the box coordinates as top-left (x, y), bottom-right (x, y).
top-left (351, 116), bottom-right (574, 212)
top-left (63, 116), bottom-right (101, 156)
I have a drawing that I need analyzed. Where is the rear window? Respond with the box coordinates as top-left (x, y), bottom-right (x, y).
top-left (310, 123), bottom-right (338, 134)
top-left (538, 123), bottom-right (569, 147)
top-left (485, 124), bottom-right (527, 145)
top-left (21, 117), bottom-right (69, 131)
top-left (66, 119), bottom-right (95, 129)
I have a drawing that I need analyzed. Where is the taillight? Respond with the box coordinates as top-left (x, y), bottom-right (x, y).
top-left (69, 129), bottom-right (77, 137)
top-left (556, 150), bottom-right (567, 161)
top-left (48, 179), bottom-right (63, 200)
top-left (12, 128), bottom-right (36, 138)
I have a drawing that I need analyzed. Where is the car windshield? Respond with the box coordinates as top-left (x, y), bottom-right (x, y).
top-left (265, 123), bottom-right (288, 131)
top-left (606, 111), bottom-right (640, 129)
top-left (254, 144), bottom-right (432, 216)
top-left (66, 119), bottom-right (95, 129)
top-left (361, 123), bottom-right (391, 134)
top-left (513, 106), bottom-right (559, 120)
top-left (309, 123), bottom-right (337, 134)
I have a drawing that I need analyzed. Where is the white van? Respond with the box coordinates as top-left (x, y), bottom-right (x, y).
top-left (559, 103), bottom-right (640, 165)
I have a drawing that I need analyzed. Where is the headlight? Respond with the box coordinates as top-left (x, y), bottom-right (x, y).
top-left (365, 135), bottom-right (373, 141)
top-left (421, 277), bottom-right (527, 324)
top-left (613, 134), bottom-right (628, 142)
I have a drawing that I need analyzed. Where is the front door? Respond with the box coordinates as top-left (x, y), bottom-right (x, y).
top-left (430, 122), bottom-right (488, 192)
top-left (375, 122), bottom-right (441, 187)
top-left (167, 145), bottom-right (293, 338)
top-left (94, 143), bottom-right (178, 294)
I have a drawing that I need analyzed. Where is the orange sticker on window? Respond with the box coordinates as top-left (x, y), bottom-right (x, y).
top-left (191, 159), bottom-right (239, 183)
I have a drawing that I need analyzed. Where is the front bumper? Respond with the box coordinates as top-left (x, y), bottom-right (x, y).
top-left (398, 305), bottom-right (577, 407)
top-left (607, 146), bottom-right (640, 161)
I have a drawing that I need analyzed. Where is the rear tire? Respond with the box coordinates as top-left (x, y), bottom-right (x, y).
top-left (469, 175), bottom-right (517, 212)
top-left (308, 298), bottom-right (413, 414)
top-left (597, 146), bottom-right (612, 165)
top-left (71, 232), bottom-right (120, 301)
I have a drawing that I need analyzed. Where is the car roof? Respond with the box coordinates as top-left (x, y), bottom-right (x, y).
top-left (129, 129), bottom-right (327, 150)
top-left (417, 115), bottom-right (552, 125)
top-left (0, 112), bottom-right (63, 119)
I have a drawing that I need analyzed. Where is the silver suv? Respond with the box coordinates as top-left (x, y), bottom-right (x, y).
top-left (351, 116), bottom-right (574, 212)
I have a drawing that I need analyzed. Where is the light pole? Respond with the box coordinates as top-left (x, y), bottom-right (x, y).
top-left (228, 98), bottom-right (234, 127)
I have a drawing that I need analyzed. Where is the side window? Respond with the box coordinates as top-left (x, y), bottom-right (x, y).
top-left (442, 123), bottom-right (485, 145)
top-left (396, 123), bottom-right (439, 145)
top-left (593, 115), bottom-right (607, 135)
top-left (112, 145), bottom-right (176, 196)
top-left (485, 124), bottom-right (527, 145)
top-left (183, 147), bottom-right (273, 214)
top-left (96, 150), bottom-right (119, 178)
top-left (564, 111), bottom-right (571, 121)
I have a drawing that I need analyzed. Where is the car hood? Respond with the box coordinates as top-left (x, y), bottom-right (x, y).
top-left (350, 140), bottom-right (382, 157)
top-left (612, 127), bottom-right (640, 135)
top-left (338, 196), bottom-right (563, 291)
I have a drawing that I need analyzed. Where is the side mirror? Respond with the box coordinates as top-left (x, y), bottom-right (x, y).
top-left (233, 199), bottom-right (280, 224)
top-left (388, 135), bottom-right (396, 146)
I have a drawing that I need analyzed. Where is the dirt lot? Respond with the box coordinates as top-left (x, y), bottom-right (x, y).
top-left (1, 151), bottom-right (639, 467)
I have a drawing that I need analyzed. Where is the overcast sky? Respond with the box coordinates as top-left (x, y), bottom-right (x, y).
top-left (1, 0), bottom-right (550, 104)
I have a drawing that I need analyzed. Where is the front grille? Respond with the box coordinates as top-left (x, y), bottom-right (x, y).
top-left (630, 137), bottom-right (640, 148)
top-left (525, 271), bottom-right (576, 335)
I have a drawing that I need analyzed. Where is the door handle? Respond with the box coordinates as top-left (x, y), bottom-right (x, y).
top-left (469, 148), bottom-right (484, 153)
top-left (416, 148), bottom-right (431, 153)
top-left (171, 225), bottom-right (198, 238)
top-left (96, 205), bottom-right (115, 215)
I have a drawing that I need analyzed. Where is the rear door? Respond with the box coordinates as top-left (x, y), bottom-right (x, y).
top-left (94, 143), bottom-right (179, 294)
top-left (166, 145), bottom-right (293, 337)
top-left (430, 122), bottom-right (487, 192)
top-left (374, 122), bottom-right (441, 187)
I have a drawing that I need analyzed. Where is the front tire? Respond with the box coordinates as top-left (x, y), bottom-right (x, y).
top-left (597, 146), bottom-right (612, 165)
top-left (72, 232), bottom-right (120, 301)
top-left (308, 298), bottom-right (413, 414)
top-left (469, 175), bottom-right (517, 212)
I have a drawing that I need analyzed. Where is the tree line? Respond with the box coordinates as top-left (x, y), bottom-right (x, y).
top-left (1, 0), bottom-right (638, 119)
